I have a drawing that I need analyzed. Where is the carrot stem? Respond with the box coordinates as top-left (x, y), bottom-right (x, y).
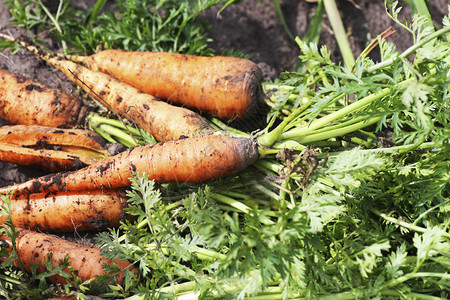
top-left (0, 273), bottom-right (23, 286)
top-left (208, 117), bottom-right (250, 137)
top-left (88, 113), bottom-right (157, 146)
top-left (366, 26), bottom-right (450, 73)
top-left (323, 0), bottom-right (355, 69)
top-left (258, 98), bottom-right (313, 147)
top-left (355, 27), bottom-right (395, 66)
top-left (211, 193), bottom-right (251, 214)
top-left (409, 0), bottom-right (434, 30)
top-left (303, 116), bottom-right (380, 143)
top-left (91, 122), bottom-right (137, 147)
top-left (372, 208), bottom-right (435, 236)
top-left (281, 115), bottom-right (379, 141)
top-left (254, 159), bottom-right (283, 175)
top-left (280, 78), bottom-right (413, 141)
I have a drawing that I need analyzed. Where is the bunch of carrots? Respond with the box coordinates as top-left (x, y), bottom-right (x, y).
top-left (0, 20), bottom-right (421, 296)
top-left (0, 33), bottom-right (270, 288)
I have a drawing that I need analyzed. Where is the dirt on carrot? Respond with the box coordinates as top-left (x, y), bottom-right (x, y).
top-left (0, 229), bottom-right (137, 285)
top-left (0, 189), bottom-right (128, 232)
top-left (0, 125), bottom-right (108, 152)
top-left (0, 35), bottom-right (219, 142)
top-left (0, 144), bottom-right (88, 171)
top-left (0, 135), bottom-right (259, 198)
top-left (0, 68), bottom-right (87, 128)
top-left (68, 50), bottom-right (264, 121)
top-left (0, 125), bottom-right (110, 171)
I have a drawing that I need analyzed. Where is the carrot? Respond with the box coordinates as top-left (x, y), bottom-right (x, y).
top-left (0, 135), bottom-right (259, 198)
top-left (0, 189), bottom-right (128, 232)
top-left (66, 50), bottom-right (264, 121)
top-left (0, 144), bottom-right (95, 171)
top-left (0, 125), bottom-right (110, 171)
top-left (0, 68), bottom-right (87, 128)
top-left (0, 34), bottom-right (217, 142)
top-left (0, 125), bottom-right (108, 153)
top-left (0, 229), bottom-right (137, 285)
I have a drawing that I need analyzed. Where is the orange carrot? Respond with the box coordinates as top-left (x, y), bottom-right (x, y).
top-left (0, 189), bottom-right (128, 232)
top-left (67, 50), bottom-right (264, 120)
top-left (0, 125), bottom-right (108, 153)
top-left (0, 144), bottom-right (94, 171)
top-left (0, 229), bottom-right (137, 285)
top-left (0, 125), bottom-right (110, 171)
top-left (0, 35), bottom-right (217, 142)
top-left (0, 68), bottom-right (87, 128)
top-left (0, 135), bottom-right (259, 198)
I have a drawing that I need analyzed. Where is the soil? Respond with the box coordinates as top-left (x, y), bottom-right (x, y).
top-left (0, 0), bottom-right (448, 186)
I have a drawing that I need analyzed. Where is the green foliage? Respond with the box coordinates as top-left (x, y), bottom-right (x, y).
top-left (4, 0), bottom-right (228, 55)
top-left (91, 152), bottom-right (381, 298)
top-left (88, 138), bottom-right (448, 299)
top-left (263, 8), bottom-right (449, 152)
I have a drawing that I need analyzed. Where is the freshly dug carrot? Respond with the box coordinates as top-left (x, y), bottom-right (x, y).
top-left (0, 229), bottom-right (137, 285)
top-left (66, 50), bottom-right (264, 120)
top-left (0, 144), bottom-right (95, 171)
top-left (0, 35), bottom-right (217, 142)
top-left (0, 189), bottom-right (128, 232)
top-left (0, 125), bottom-right (110, 171)
top-left (0, 125), bottom-right (108, 153)
top-left (0, 135), bottom-right (259, 198)
top-left (0, 68), bottom-right (87, 127)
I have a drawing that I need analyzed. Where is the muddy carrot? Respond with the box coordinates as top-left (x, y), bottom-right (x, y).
top-left (0, 144), bottom-right (95, 171)
top-left (66, 50), bottom-right (264, 120)
top-left (0, 125), bottom-right (108, 153)
top-left (0, 68), bottom-right (87, 128)
top-left (0, 135), bottom-right (259, 198)
top-left (0, 189), bottom-right (128, 232)
top-left (0, 125), bottom-right (110, 171)
top-left (0, 229), bottom-right (137, 285)
top-left (0, 34), bottom-right (217, 141)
